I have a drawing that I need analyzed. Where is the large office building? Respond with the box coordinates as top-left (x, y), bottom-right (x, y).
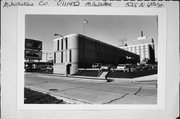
top-left (119, 35), bottom-right (155, 64)
top-left (53, 34), bottom-right (140, 75)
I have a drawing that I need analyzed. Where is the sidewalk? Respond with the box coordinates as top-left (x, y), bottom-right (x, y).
top-left (109, 74), bottom-right (157, 82)
top-left (39, 73), bottom-right (157, 82)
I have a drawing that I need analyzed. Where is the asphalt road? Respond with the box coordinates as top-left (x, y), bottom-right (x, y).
top-left (25, 73), bottom-right (157, 104)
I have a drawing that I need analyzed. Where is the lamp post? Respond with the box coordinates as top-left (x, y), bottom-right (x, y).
top-left (83, 19), bottom-right (88, 35)
top-left (54, 33), bottom-right (68, 77)
top-left (54, 34), bottom-right (64, 41)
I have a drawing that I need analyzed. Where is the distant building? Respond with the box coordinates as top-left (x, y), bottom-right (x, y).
top-left (53, 34), bottom-right (140, 75)
top-left (119, 35), bottom-right (155, 64)
top-left (41, 52), bottom-right (54, 62)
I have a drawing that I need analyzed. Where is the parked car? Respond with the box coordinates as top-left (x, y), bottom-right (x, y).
top-left (151, 65), bottom-right (157, 70)
top-left (40, 66), bottom-right (53, 72)
top-left (134, 64), bottom-right (153, 71)
top-left (92, 63), bottom-right (102, 68)
top-left (25, 63), bottom-right (36, 72)
top-left (100, 64), bottom-right (112, 71)
top-left (116, 64), bottom-right (132, 72)
top-left (134, 65), bottom-right (142, 71)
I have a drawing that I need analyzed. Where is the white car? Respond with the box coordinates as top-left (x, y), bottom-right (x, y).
top-left (100, 65), bottom-right (112, 71)
top-left (116, 64), bottom-right (130, 72)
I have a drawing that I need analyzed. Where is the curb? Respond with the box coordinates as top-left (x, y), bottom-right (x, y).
top-left (27, 72), bottom-right (157, 83)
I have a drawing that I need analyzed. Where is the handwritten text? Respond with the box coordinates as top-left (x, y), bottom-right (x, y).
top-left (3, 1), bottom-right (164, 8)
top-left (125, 2), bottom-right (164, 8)
top-left (3, 1), bottom-right (34, 8)
top-left (85, 1), bottom-right (111, 7)
top-left (57, 0), bottom-right (80, 7)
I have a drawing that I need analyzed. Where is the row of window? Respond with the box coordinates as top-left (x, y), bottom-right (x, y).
top-left (126, 45), bottom-right (149, 51)
top-left (125, 45), bottom-right (149, 55)
top-left (141, 53), bottom-right (149, 60)
top-left (54, 50), bottom-right (72, 64)
top-left (123, 45), bottom-right (150, 61)
top-left (126, 49), bottom-right (149, 55)
top-left (57, 38), bottom-right (68, 51)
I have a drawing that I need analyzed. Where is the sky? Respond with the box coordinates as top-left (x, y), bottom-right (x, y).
top-left (25, 15), bottom-right (158, 57)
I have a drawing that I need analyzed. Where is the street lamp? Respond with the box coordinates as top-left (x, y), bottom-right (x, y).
top-left (54, 33), bottom-right (64, 38)
top-left (54, 33), bottom-right (68, 77)
top-left (83, 19), bottom-right (88, 35)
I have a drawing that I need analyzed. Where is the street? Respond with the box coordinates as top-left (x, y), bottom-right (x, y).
top-left (25, 73), bottom-right (157, 104)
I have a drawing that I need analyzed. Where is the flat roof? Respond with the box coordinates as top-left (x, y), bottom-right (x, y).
top-left (54, 33), bottom-right (139, 57)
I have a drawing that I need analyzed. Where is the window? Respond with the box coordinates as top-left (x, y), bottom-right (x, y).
top-left (145, 45), bottom-right (148, 48)
top-left (61, 39), bottom-right (63, 50)
top-left (69, 50), bottom-right (72, 62)
top-left (61, 52), bottom-right (63, 63)
top-left (54, 53), bottom-right (56, 63)
top-left (57, 40), bottom-right (59, 51)
top-left (130, 47), bottom-right (133, 52)
top-left (132, 47), bottom-right (135, 53)
top-left (136, 46), bottom-right (139, 49)
top-left (65, 38), bottom-right (68, 49)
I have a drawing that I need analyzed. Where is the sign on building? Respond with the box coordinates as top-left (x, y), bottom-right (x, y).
top-left (25, 50), bottom-right (42, 60)
top-left (25, 39), bottom-right (42, 60)
top-left (25, 39), bottom-right (42, 50)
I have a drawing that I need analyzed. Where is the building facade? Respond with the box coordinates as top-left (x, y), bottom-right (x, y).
top-left (53, 34), bottom-right (140, 75)
top-left (41, 52), bottom-right (54, 62)
top-left (120, 36), bottom-right (155, 64)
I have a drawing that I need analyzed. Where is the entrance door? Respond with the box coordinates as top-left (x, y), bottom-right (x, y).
top-left (67, 64), bottom-right (71, 74)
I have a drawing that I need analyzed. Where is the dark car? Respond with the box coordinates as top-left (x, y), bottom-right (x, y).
top-left (40, 66), bottom-right (53, 73)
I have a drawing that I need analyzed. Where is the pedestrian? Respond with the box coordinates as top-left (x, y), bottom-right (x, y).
top-left (106, 72), bottom-right (111, 82)
top-left (105, 74), bottom-right (107, 80)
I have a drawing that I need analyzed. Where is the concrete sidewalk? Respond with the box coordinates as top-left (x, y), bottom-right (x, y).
top-left (40, 73), bottom-right (157, 82)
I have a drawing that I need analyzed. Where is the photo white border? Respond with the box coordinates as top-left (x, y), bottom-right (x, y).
top-left (17, 7), bottom-right (166, 110)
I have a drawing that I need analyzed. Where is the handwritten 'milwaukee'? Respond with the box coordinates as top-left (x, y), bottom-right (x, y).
top-left (85, 1), bottom-right (111, 7)
top-left (3, 1), bottom-right (34, 8)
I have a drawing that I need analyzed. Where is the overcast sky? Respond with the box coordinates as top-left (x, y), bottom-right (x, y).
top-left (25, 15), bottom-right (158, 57)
